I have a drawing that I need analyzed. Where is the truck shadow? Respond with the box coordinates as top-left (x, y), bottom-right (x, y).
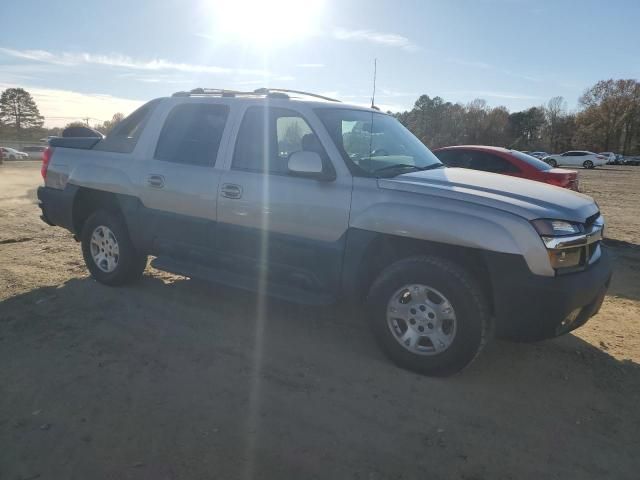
top-left (1, 271), bottom-right (638, 388)
top-left (1, 273), bottom-right (638, 478)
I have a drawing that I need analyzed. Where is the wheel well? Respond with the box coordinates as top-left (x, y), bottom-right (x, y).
top-left (72, 188), bottom-right (120, 235)
top-left (355, 234), bottom-right (495, 313)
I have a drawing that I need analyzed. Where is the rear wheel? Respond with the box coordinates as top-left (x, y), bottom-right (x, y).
top-left (547, 159), bottom-right (557, 168)
top-left (583, 160), bottom-right (594, 169)
top-left (366, 255), bottom-right (491, 376)
top-left (81, 210), bottom-right (147, 286)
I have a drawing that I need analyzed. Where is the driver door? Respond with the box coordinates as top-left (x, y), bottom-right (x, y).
top-left (216, 106), bottom-right (352, 297)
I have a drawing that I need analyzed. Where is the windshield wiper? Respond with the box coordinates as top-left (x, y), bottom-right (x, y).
top-left (373, 163), bottom-right (444, 177)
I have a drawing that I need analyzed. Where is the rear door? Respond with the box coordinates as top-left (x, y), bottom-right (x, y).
top-left (216, 105), bottom-right (352, 296)
top-left (562, 151), bottom-right (583, 166)
top-left (134, 101), bottom-right (232, 261)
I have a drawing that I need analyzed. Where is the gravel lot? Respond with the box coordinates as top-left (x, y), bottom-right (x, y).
top-left (1, 162), bottom-right (639, 480)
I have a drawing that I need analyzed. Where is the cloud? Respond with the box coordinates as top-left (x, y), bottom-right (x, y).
top-left (0, 47), bottom-right (269, 76)
top-left (296, 63), bottom-right (325, 68)
top-left (447, 58), bottom-right (492, 70)
top-left (500, 69), bottom-right (543, 83)
top-left (351, 101), bottom-right (408, 112)
top-left (332, 28), bottom-right (418, 51)
top-left (0, 82), bottom-right (143, 128)
top-left (378, 89), bottom-right (419, 98)
top-left (444, 90), bottom-right (543, 100)
top-left (116, 72), bottom-right (194, 84)
top-left (447, 56), bottom-right (543, 83)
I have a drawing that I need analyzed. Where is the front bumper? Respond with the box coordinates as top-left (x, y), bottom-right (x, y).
top-left (486, 247), bottom-right (612, 341)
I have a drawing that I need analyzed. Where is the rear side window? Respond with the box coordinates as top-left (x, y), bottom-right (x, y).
top-left (155, 103), bottom-right (229, 166)
top-left (95, 99), bottom-right (161, 154)
top-left (436, 150), bottom-right (518, 173)
top-left (510, 150), bottom-right (552, 170)
top-left (232, 106), bottom-right (328, 175)
top-left (469, 152), bottom-right (519, 173)
top-left (434, 150), bottom-right (472, 168)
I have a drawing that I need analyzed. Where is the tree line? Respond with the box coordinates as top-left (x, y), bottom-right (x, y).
top-left (1, 79), bottom-right (639, 154)
top-left (395, 79), bottom-right (640, 155)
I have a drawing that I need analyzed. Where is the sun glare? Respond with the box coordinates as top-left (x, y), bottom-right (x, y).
top-left (205, 0), bottom-right (324, 48)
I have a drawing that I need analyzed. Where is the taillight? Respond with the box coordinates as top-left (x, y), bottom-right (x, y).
top-left (544, 174), bottom-right (576, 190)
top-left (41, 146), bottom-right (54, 180)
top-left (544, 177), bottom-right (565, 187)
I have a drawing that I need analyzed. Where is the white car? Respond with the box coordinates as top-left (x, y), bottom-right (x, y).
top-left (544, 151), bottom-right (607, 169)
top-left (598, 152), bottom-right (617, 164)
top-left (0, 147), bottom-right (29, 160)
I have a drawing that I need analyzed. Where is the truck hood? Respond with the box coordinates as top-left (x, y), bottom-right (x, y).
top-left (377, 167), bottom-right (598, 222)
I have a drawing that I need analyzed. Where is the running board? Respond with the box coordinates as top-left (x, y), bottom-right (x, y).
top-left (150, 256), bottom-right (335, 306)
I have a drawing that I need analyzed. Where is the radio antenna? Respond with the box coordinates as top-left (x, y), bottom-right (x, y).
top-left (370, 58), bottom-right (377, 108)
top-left (368, 58), bottom-right (377, 160)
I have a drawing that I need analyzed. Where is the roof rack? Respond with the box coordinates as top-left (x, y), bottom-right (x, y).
top-left (172, 87), bottom-right (341, 102)
top-left (253, 88), bottom-right (341, 102)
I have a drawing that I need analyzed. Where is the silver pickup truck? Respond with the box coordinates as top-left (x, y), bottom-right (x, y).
top-left (37, 88), bottom-right (612, 376)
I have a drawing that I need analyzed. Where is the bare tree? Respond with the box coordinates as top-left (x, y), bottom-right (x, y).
top-left (545, 96), bottom-right (566, 152)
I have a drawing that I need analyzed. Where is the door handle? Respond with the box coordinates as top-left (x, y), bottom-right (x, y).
top-left (147, 174), bottom-right (165, 188)
top-left (221, 183), bottom-right (242, 199)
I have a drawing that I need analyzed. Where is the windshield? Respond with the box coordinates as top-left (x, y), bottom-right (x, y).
top-left (315, 108), bottom-right (442, 176)
top-left (511, 150), bottom-right (553, 170)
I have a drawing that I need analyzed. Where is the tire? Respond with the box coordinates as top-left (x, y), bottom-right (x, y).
top-left (80, 209), bottom-right (147, 286)
top-left (583, 160), bottom-right (594, 169)
top-left (9, 155), bottom-right (16, 160)
top-left (366, 255), bottom-right (491, 377)
top-left (547, 159), bottom-right (557, 168)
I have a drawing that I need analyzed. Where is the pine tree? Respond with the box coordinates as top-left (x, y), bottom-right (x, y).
top-left (0, 88), bottom-right (45, 137)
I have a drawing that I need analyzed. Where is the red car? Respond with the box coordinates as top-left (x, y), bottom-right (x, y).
top-left (432, 145), bottom-right (579, 191)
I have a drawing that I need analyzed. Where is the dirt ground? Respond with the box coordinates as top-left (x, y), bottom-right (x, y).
top-left (1, 161), bottom-right (639, 480)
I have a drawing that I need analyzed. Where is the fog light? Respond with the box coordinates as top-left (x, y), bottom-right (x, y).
top-left (548, 247), bottom-right (582, 269)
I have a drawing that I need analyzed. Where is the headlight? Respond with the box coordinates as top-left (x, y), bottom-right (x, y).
top-left (531, 218), bottom-right (587, 271)
top-left (531, 219), bottom-right (583, 236)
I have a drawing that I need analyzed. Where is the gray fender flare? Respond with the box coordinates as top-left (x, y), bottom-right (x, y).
top-left (350, 202), bottom-right (554, 277)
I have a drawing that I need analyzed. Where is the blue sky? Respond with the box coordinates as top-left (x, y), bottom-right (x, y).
top-left (1, 0), bottom-right (638, 126)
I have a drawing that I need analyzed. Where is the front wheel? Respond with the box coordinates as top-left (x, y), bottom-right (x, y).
top-left (547, 159), bottom-right (557, 167)
top-left (81, 210), bottom-right (147, 286)
top-left (583, 160), bottom-right (594, 169)
top-left (366, 256), bottom-right (491, 377)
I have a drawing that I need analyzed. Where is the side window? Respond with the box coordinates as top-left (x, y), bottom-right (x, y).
top-left (433, 150), bottom-right (454, 164)
top-left (155, 103), bottom-right (229, 166)
top-left (277, 115), bottom-right (312, 158)
top-left (435, 150), bottom-right (472, 168)
top-left (232, 106), bottom-right (327, 175)
top-left (94, 99), bottom-right (160, 154)
top-left (469, 152), bottom-right (518, 173)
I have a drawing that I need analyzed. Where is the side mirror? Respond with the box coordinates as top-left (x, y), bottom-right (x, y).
top-left (288, 151), bottom-right (333, 180)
